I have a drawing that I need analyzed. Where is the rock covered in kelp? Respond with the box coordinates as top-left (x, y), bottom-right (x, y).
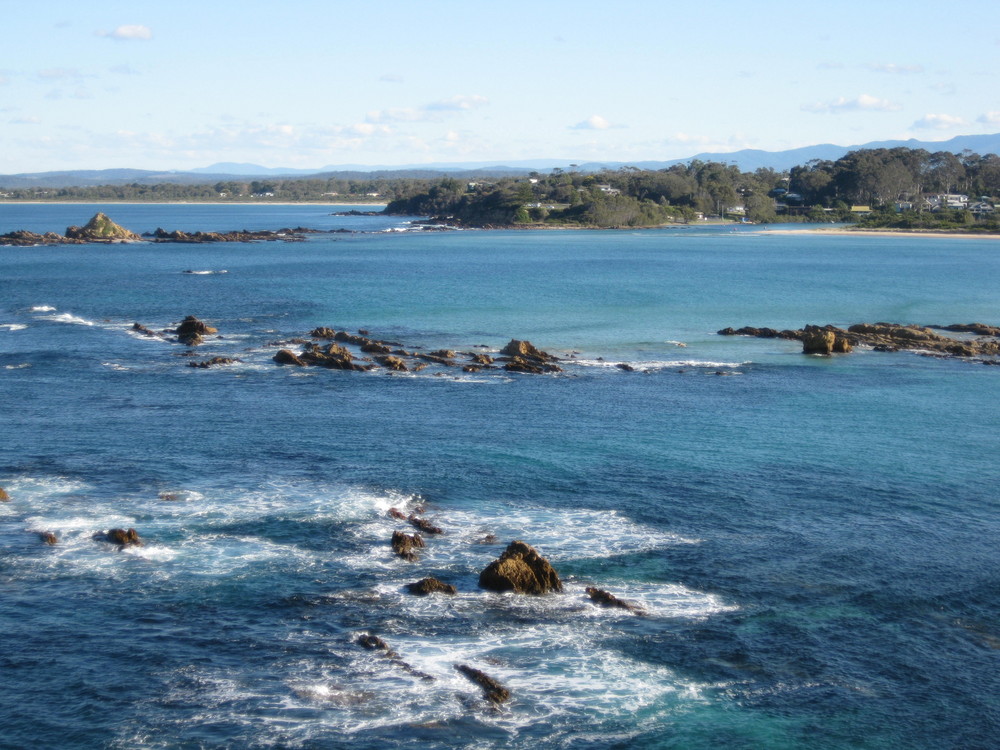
top-left (406, 577), bottom-right (458, 595)
top-left (454, 664), bottom-right (510, 704)
top-left (585, 586), bottom-right (644, 613)
top-left (478, 540), bottom-right (562, 594)
top-left (391, 530), bottom-right (425, 561)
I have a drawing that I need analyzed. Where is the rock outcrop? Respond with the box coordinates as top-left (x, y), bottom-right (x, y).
top-left (454, 664), bottom-right (510, 704)
top-left (96, 528), bottom-right (143, 547)
top-left (500, 339), bottom-right (563, 374)
top-left (478, 540), bottom-right (562, 595)
top-left (65, 213), bottom-right (142, 242)
top-left (0, 487), bottom-right (9, 501)
top-left (391, 530), bottom-right (425, 561)
top-left (175, 316), bottom-right (218, 346)
top-left (148, 227), bottom-right (313, 243)
top-left (355, 633), bottom-right (435, 681)
top-left (187, 357), bottom-right (241, 368)
top-left (408, 515), bottom-right (443, 535)
top-left (39, 532), bottom-right (58, 545)
top-left (406, 577), bottom-right (458, 595)
top-left (720, 321), bottom-right (1000, 359)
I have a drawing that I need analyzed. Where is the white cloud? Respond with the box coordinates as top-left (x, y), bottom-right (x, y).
top-left (98, 25), bottom-right (153, 41)
top-left (10, 116), bottom-right (41, 124)
top-left (366, 94), bottom-right (488, 123)
top-left (977, 112), bottom-right (1000, 125)
top-left (379, 74), bottom-right (403, 83)
top-left (912, 113), bottom-right (967, 130)
top-left (802, 94), bottom-right (902, 113)
top-left (569, 114), bottom-right (614, 130)
top-left (866, 63), bottom-right (924, 75)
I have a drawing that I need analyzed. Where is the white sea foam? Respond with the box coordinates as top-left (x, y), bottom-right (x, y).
top-left (29, 305), bottom-right (56, 312)
top-left (575, 358), bottom-right (750, 371)
top-left (36, 311), bottom-right (97, 326)
top-left (0, 323), bottom-right (28, 331)
top-left (182, 270), bottom-right (228, 275)
top-left (3, 363), bottom-right (31, 369)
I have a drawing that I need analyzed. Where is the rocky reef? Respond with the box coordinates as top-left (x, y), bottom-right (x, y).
top-left (1, 213), bottom-right (141, 245)
top-left (719, 322), bottom-right (1000, 361)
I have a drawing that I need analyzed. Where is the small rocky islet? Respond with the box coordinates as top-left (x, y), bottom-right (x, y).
top-left (718, 321), bottom-right (1000, 362)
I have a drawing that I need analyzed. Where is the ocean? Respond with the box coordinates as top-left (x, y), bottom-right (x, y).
top-left (1, 204), bottom-right (998, 749)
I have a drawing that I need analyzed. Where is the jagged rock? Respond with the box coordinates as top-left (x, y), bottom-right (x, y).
top-left (187, 357), bottom-right (242, 368)
top-left (463, 365), bottom-right (481, 373)
top-left (274, 349), bottom-right (307, 366)
top-left (98, 528), bottom-right (143, 547)
top-left (310, 327), bottom-right (338, 338)
top-left (65, 213), bottom-right (141, 242)
top-left (933, 323), bottom-right (1000, 336)
top-left (479, 540), bottom-right (562, 594)
top-left (409, 515), bottom-right (443, 535)
top-left (616, 362), bottom-right (636, 372)
top-left (40, 532), bottom-right (58, 545)
top-left (429, 349), bottom-right (456, 359)
top-left (586, 586), bottom-right (644, 612)
top-left (503, 356), bottom-right (562, 374)
top-left (501, 339), bottom-right (555, 360)
top-left (454, 664), bottom-right (510, 704)
top-left (361, 342), bottom-right (392, 354)
top-left (469, 353), bottom-right (494, 365)
top-left (475, 534), bottom-right (499, 545)
top-left (391, 530), bottom-right (425, 561)
top-left (376, 355), bottom-right (408, 371)
top-left (300, 342), bottom-right (370, 370)
top-left (387, 507), bottom-right (408, 520)
top-left (176, 315), bottom-right (218, 345)
top-left (406, 577), bottom-right (457, 595)
top-left (802, 328), bottom-right (836, 355)
top-left (0, 487), bottom-right (9, 502)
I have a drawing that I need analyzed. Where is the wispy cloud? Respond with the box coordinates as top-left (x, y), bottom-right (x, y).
top-left (802, 94), bottom-right (902, 113)
top-left (97, 25), bottom-right (153, 41)
top-left (569, 114), bottom-right (619, 131)
top-left (912, 113), bottom-right (967, 130)
top-left (10, 116), bottom-right (41, 125)
top-left (379, 74), bottom-right (404, 84)
top-left (866, 63), bottom-right (924, 75)
top-left (109, 64), bottom-right (139, 76)
top-left (37, 68), bottom-right (81, 80)
top-left (366, 94), bottom-right (488, 123)
top-left (977, 111), bottom-right (1000, 125)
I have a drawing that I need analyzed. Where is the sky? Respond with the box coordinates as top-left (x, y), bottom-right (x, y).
top-left (2, 0), bottom-right (999, 173)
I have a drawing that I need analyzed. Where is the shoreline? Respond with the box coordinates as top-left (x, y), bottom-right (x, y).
top-left (0, 201), bottom-right (388, 208)
top-left (761, 227), bottom-right (1000, 240)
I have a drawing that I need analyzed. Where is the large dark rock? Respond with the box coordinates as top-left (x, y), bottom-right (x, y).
top-left (478, 540), bottom-right (562, 594)
top-left (454, 664), bottom-right (510, 704)
top-left (97, 528), bottom-right (143, 547)
top-left (802, 327), bottom-right (836, 355)
top-left (406, 577), bottom-right (457, 595)
top-left (500, 339), bottom-right (556, 361)
top-left (175, 315), bottom-right (218, 345)
top-left (391, 530), bottom-right (425, 561)
top-left (274, 349), bottom-right (307, 366)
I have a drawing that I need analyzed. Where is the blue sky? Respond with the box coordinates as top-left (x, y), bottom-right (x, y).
top-left (2, 0), bottom-right (999, 172)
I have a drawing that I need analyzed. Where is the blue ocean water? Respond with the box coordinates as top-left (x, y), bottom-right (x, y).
top-left (1, 205), bottom-right (998, 749)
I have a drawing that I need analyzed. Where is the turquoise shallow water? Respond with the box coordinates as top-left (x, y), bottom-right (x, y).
top-left (1, 206), bottom-right (998, 748)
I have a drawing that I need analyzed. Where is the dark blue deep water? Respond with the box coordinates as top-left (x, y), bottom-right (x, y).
top-left (2, 205), bottom-right (998, 748)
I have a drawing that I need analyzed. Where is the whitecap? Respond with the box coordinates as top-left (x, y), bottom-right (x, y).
top-left (35, 311), bottom-right (96, 326)
top-left (0, 323), bottom-right (27, 331)
top-left (3, 363), bottom-right (31, 369)
top-left (29, 305), bottom-right (56, 312)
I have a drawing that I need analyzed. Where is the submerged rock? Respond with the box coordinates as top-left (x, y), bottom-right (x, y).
top-left (39, 532), bottom-right (58, 545)
top-left (454, 664), bottom-right (510, 704)
top-left (585, 586), bottom-right (644, 613)
top-left (187, 357), bottom-right (242, 368)
top-left (406, 577), bottom-right (458, 595)
top-left (0, 486), bottom-right (9, 502)
top-left (479, 540), bottom-right (562, 594)
top-left (409, 514), bottom-right (443, 535)
top-left (273, 349), bottom-right (307, 366)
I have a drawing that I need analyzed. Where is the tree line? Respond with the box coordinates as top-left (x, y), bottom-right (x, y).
top-left (4, 147), bottom-right (1000, 230)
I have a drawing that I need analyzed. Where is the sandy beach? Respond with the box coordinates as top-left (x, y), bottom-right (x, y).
top-left (761, 227), bottom-right (1000, 240)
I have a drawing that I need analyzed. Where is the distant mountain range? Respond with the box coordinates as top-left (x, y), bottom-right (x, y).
top-left (4, 133), bottom-right (1000, 188)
